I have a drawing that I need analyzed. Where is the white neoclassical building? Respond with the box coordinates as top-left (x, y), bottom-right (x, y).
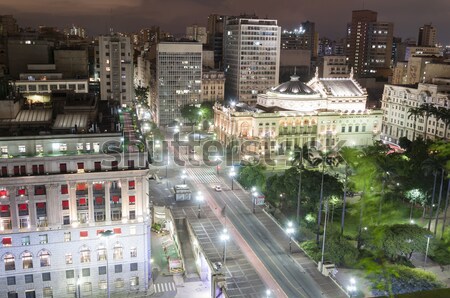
top-left (381, 79), bottom-right (450, 144)
top-left (214, 70), bottom-right (382, 154)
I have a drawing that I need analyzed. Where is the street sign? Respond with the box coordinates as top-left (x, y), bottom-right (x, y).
top-left (255, 195), bottom-right (265, 206)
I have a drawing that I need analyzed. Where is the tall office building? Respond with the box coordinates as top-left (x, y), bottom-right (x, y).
top-left (223, 15), bottom-right (280, 105)
top-left (281, 21), bottom-right (318, 57)
top-left (418, 24), bottom-right (437, 47)
top-left (346, 10), bottom-right (393, 76)
top-left (207, 14), bottom-right (225, 69)
top-left (98, 35), bottom-right (134, 106)
top-left (155, 42), bottom-right (202, 126)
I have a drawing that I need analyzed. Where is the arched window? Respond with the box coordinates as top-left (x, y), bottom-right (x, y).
top-left (113, 242), bottom-right (123, 260)
top-left (79, 245), bottom-right (91, 263)
top-left (38, 249), bottom-right (51, 267)
top-left (21, 251), bottom-right (33, 269)
top-left (97, 245), bottom-right (107, 261)
top-left (3, 253), bottom-right (15, 271)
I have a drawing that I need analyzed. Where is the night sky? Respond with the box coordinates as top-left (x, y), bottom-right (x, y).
top-left (1, 0), bottom-right (449, 44)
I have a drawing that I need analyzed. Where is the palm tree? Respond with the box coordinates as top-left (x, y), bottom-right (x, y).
top-left (440, 179), bottom-right (450, 238)
top-left (435, 107), bottom-right (450, 139)
top-left (433, 168), bottom-right (446, 235)
top-left (407, 107), bottom-right (423, 141)
top-left (419, 103), bottom-right (438, 140)
top-left (422, 155), bottom-right (442, 231)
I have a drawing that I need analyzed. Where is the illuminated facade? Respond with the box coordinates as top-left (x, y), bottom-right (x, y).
top-left (381, 80), bottom-right (450, 143)
top-left (215, 70), bottom-right (382, 153)
top-left (0, 133), bottom-right (151, 298)
top-left (98, 35), bottom-right (134, 106)
top-left (156, 42), bottom-right (202, 126)
top-left (223, 16), bottom-right (281, 105)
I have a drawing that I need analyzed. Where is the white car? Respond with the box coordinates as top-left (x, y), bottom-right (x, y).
top-left (214, 185), bottom-right (222, 192)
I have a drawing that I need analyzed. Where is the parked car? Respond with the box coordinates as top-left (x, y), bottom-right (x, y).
top-left (214, 185), bottom-right (222, 192)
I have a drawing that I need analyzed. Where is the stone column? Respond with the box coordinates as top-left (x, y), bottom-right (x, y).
top-left (120, 179), bottom-right (129, 221)
top-left (28, 186), bottom-right (36, 229)
top-left (135, 177), bottom-right (144, 219)
top-left (104, 181), bottom-right (111, 222)
top-left (69, 182), bottom-right (78, 224)
top-left (10, 187), bottom-right (19, 233)
top-left (46, 184), bottom-right (59, 227)
top-left (87, 182), bottom-right (94, 226)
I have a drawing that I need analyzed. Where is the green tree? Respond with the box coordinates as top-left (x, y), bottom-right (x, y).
top-left (419, 103), bottom-right (438, 140)
top-left (180, 104), bottom-right (200, 125)
top-left (237, 164), bottom-right (266, 191)
top-left (365, 224), bottom-right (429, 261)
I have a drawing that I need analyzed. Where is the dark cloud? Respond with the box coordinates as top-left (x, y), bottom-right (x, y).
top-left (1, 0), bottom-right (449, 43)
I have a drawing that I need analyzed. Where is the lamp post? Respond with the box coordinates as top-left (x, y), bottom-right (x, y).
top-left (77, 275), bottom-right (81, 298)
top-left (265, 289), bottom-right (272, 298)
top-left (285, 221), bottom-right (295, 253)
top-left (251, 187), bottom-right (257, 214)
top-left (181, 170), bottom-right (186, 184)
top-left (99, 230), bottom-right (115, 298)
top-left (347, 277), bottom-right (357, 298)
top-left (229, 168), bottom-right (236, 190)
top-left (424, 235), bottom-right (433, 265)
top-left (197, 192), bottom-right (204, 218)
top-left (320, 200), bottom-right (329, 274)
top-left (220, 229), bottom-right (230, 265)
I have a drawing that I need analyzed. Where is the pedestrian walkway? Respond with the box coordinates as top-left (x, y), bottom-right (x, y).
top-left (186, 167), bottom-right (221, 184)
top-left (153, 282), bottom-right (177, 294)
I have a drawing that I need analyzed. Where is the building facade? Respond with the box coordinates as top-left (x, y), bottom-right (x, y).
top-left (186, 25), bottom-right (207, 44)
top-left (214, 70), bottom-right (382, 155)
top-left (223, 15), bottom-right (280, 105)
top-left (97, 35), bottom-right (134, 106)
top-left (201, 70), bottom-right (225, 102)
top-left (281, 21), bottom-right (318, 57)
top-left (381, 80), bottom-right (450, 143)
top-left (156, 42), bottom-right (202, 126)
top-left (206, 14), bottom-right (225, 69)
top-left (0, 133), bottom-right (151, 298)
top-left (418, 24), bottom-right (437, 47)
top-left (346, 10), bottom-right (393, 76)
top-left (320, 56), bottom-right (349, 78)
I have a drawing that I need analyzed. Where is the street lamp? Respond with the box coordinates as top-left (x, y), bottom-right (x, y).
top-left (424, 234), bottom-right (433, 265)
top-left (220, 229), bottom-right (230, 265)
top-left (99, 230), bottom-right (115, 298)
top-left (252, 187), bottom-right (257, 214)
top-left (265, 289), bottom-right (272, 298)
top-left (347, 277), bottom-right (357, 298)
top-left (285, 221), bottom-right (295, 253)
top-left (197, 192), bottom-right (204, 218)
top-left (181, 170), bottom-right (186, 184)
top-left (229, 168), bottom-right (236, 190)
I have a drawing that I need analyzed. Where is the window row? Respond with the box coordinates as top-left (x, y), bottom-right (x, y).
top-left (3, 250), bottom-right (50, 270)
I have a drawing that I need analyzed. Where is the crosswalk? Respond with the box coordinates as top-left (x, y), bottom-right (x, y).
top-left (186, 167), bottom-right (221, 184)
top-left (153, 281), bottom-right (176, 293)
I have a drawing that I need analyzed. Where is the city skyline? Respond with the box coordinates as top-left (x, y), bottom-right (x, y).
top-left (1, 0), bottom-right (449, 44)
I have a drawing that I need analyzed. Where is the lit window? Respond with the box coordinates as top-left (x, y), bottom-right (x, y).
top-left (18, 145), bottom-right (26, 153)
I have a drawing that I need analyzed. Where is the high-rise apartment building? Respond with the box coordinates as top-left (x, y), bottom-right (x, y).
top-left (418, 24), bottom-right (437, 47)
top-left (223, 15), bottom-right (280, 104)
top-left (0, 15), bottom-right (19, 37)
top-left (281, 21), bottom-right (318, 57)
top-left (207, 14), bottom-right (225, 69)
top-left (346, 10), bottom-right (393, 76)
top-left (97, 35), bottom-right (134, 106)
top-left (155, 42), bottom-right (202, 126)
top-left (186, 25), bottom-right (207, 44)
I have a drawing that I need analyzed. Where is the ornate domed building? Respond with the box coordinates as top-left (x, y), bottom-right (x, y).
top-left (214, 69), bottom-right (382, 154)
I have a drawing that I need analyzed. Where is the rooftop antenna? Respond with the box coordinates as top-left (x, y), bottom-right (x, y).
top-left (294, 66), bottom-right (297, 75)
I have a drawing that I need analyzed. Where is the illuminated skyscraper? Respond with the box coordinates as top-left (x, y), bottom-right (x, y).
top-left (223, 15), bottom-right (280, 105)
top-left (346, 10), bottom-right (393, 76)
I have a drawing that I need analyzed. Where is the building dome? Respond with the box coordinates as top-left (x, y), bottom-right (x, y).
top-left (271, 75), bottom-right (317, 95)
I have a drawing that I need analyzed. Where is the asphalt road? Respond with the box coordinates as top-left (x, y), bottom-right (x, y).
top-left (149, 130), bottom-right (332, 298)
